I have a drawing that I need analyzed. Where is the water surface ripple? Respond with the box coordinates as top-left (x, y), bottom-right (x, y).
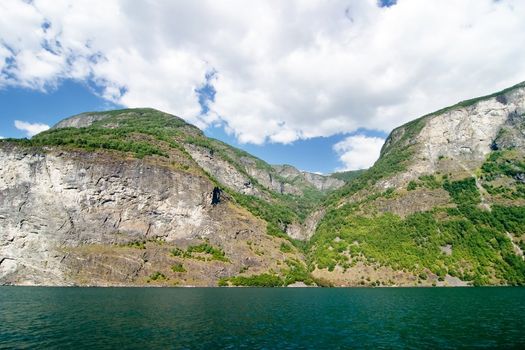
top-left (0, 287), bottom-right (523, 349)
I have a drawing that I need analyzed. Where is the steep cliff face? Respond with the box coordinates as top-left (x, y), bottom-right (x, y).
top-left (51, 108), bottom-right (342, 242)
top-left (184, 144), bottom-right (262, 196)
top-left (272, 165), bottom-right (344, 191)
top-left (54, 109), bottom-right (343, 196)
top-left (379, 82), bottom-right (525, 187)
top-left (182, 143), bottom-right (343, 197)
top-left (0, 108), bottom-right (337, 286)
top-left (2, 83), bottom-right (525, 287)
top-left (309, 82), bottom-right (525, 286)
top-left (0, 144), bottom-right (305, 286)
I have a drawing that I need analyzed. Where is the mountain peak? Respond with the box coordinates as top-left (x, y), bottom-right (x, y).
top-left (377, 81), bottom-right (525, 188)
top-left (52, 108), bottom-right (192, 130)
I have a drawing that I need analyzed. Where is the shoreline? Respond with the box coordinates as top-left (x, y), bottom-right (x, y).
top-left (4, 284), bottom-right (520, 288)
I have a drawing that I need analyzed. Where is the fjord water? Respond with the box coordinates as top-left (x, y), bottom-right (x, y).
top-left (1, 287), bottom-right (524, 349)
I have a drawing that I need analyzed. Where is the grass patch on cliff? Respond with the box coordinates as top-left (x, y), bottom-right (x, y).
top-left (187, 242), bottom-right (229, 262)
top-left (10, 109), bottom-right (195, 159)
top-left (148, 271), bottom-right (167, 282)
top-left (120, 238), bottom-right (165, 249)
top-left (22, 127), bottom-right (169, 159)
top-left (219, 260), bottom-right (314, 287)
top-left (125, 240), bottom-right (147, 249)
top-left (170, 247), bottom-right (190, 258)
top-left (282, 259), bottom-right (314, 285)
top-left (171, 263), bottom-right (186, 273)
top-left (280, 242), bottom-right (293, 253)
top-left (170, 241), bottom-right (229, 263)
top-left (407, 175), bottom-right (443, 191)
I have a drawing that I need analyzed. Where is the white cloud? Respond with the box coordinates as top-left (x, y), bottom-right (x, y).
top-left (333, 134), bottom-right (385, 171)
top-left (1, 0), bottom-right (525, 145)
top-left (14, 120), bottom-right (50, 137)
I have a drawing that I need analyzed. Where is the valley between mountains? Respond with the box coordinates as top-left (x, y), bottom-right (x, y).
top-left (1, 82), bottom-right (525, 287)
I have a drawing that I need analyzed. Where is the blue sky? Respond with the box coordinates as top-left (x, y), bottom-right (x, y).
top-left (1, 0), bottom-right (524, 173)
top-left (378, 0), bottom-right (397, 7)
top-left (0, 81), bottom-right (119, 138)
top-left (0, 79), bottom-right (386, 173)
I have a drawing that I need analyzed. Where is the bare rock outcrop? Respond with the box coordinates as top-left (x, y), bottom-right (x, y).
top-left (380, 83), bottom-right (525, 188)
top-left (0, 145), bottom-right (294, 286)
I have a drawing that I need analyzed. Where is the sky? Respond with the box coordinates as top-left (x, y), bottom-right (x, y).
top-left (1, 0), bottom-right (525, 173)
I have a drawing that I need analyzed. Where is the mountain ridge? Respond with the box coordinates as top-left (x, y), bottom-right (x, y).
top-left (1, 82), bottom-right (525, 286)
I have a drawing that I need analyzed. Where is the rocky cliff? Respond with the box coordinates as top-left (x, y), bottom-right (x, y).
top-left (0, 144), bottom-right (309, 286)
top-left (0, 108), bottom-right (335, 286)
top-left (1, 83), bottom-right (525, 287)
top-left (378, 82), bottom-right (525, 188)
top-left (309, 82), bottom-right (525, 286)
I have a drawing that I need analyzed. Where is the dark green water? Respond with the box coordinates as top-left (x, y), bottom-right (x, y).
top-left (0, 287), bottom-right (524, 349)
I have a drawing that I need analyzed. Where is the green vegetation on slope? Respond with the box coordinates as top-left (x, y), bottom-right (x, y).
top-left (171, 263), bottom-right (186, 273)
top-left (21, 126), bottom-right (169, 159)
top-left (480, 150), bottom-right (525, 200)
top-left (310, 152), bottom-right (525, 286)
top-left (4, 109), bottom-right (192, 159)
top-left (407, 174), bottom-right (443, 191)
top-left (311, 202), bottom-right (525, 285)
top-left (325, 117), bottom-right (426, 206)
top-left (219, 258), bottom-right (314, 287)
top-left (228, 188), bottom-right (324, 243)
top-left (219, 273), bottom-right (284, 287)
top-left (443, 177), bottom-right (481, 206)
top-left (330, 169), bottom-right (366, 182)
top-left (171, 241), bottom-right (229, 262)
top-left (186, 242), bottom-right (229, 262)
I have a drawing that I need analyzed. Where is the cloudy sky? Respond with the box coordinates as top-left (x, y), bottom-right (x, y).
top-left (1, 0), bottom-right (525, 173)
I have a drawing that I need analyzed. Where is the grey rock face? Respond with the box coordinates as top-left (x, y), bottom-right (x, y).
top-left (492, 110), bottom-right (525, 150)
top-left (302, 172), bottom-right (344, 191)
top-left (272, 165), bottom-right (344, 191)
top-left (184, 144), bottom-right (261, 196)
top-left (380, 85), bottom-right (525, 187)
top-left (52, 113), bottom-right (113, 129)
top-left (285, 209), bottom-right (326, 241)
top-left (416, 89), bottom-right (524, 165)
top-left (185, 145), bottom-right (343, 198)
top-left (0, 146), bottom-right (226, 285)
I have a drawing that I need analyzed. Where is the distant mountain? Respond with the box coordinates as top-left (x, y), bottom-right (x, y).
top-left (1, 82), bottom-right (524, 286)
top-left (330, 169), bottom-right (366, 183)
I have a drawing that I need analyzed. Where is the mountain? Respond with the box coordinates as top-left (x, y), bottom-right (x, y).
top-left (1, 82), bottom-right (524, 287)
top-left (0, 108), bottom-right (341, 286)
top-left (309, 82), bottom-right (525, 286)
